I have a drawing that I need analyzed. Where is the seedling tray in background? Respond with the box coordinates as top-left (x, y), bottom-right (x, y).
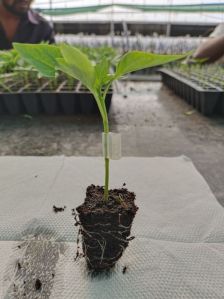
top-left (0, 80), bottom-right (112, 116)
top-left (160, 69), bottom-right (224, 116)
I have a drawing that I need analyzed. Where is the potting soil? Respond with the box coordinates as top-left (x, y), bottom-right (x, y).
top-left (0, 156), bottom-right (224, 298)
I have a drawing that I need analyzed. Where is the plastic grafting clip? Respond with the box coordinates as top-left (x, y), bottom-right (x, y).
top-left (102, 132), bottom-right (122, 160)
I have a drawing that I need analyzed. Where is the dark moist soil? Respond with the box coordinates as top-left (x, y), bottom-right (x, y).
top-left (75, 185), bottom-right (138, 271)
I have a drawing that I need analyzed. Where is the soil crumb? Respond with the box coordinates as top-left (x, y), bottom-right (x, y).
top-left (53, 205), bottom-right (66, 213)
top-left (35, 279), bottom-right (42, 291)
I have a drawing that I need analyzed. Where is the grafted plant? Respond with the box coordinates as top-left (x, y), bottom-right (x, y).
top-left (13, 43), bottom-right (185, 200)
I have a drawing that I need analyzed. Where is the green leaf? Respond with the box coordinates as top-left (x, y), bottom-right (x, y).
top-left (57, 58), bottom-right (103, 116)
top-left (115, 51), bottom-right (186, 78)
top-left (56, 57), bottom-right (105, 119)
top-left (95, 59), bottom-right (111, 87)
top-left (13, 43), bottom-right (62, 77)
top-left (59, 44), bottom-right (96, 91)
top-left (56, 58), bottom-right (80, 80)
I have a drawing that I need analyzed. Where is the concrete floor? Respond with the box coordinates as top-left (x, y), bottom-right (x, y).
top-left (0, 81), bottom-right (224, 205)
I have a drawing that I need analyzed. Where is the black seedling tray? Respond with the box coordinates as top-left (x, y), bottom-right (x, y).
top-left (160, 69), bottom-right (224, 116)
top-left (0, 80), bottom-right (113, 116)
top-left (0, 96), bottom-right (5, 114)
top-left (1, 83), bottom-right (26, 115)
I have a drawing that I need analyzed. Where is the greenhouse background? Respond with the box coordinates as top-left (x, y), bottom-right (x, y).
top-left (29, 1), bottom-right (224, 52)
top-left (33, 0), bottom-right (224, 24)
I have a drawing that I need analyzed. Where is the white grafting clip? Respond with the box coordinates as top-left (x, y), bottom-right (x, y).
top-left (102, 132), bottom-right (122, 160)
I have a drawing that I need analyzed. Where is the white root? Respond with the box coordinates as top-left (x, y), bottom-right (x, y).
top-left (74, 211), bottom-right (135, 269)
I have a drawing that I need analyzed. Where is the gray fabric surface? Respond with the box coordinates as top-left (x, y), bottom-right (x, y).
top-left (0, 156), bottom-right (224, 298)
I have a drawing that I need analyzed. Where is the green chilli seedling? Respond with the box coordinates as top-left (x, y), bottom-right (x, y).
top-left (13, 43), bottom-right (186, 271)
top-left (13, 43), bottom-right (185, 201)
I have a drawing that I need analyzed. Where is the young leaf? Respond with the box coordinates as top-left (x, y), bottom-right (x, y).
top-left (13, 43), bottom-right (62, 77)
top-left (115, 51), bottom-right (186, 78)
top-left (56, 57), bottom-right (89, 86)
top-left (95, 59), bottom-right (111, 87)
top-left (59, 44), bottom-right (96, 91)
top-left (0, 51), bottom-right (12, 62)
top-left (56, 58), bottom-right (105, 119)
